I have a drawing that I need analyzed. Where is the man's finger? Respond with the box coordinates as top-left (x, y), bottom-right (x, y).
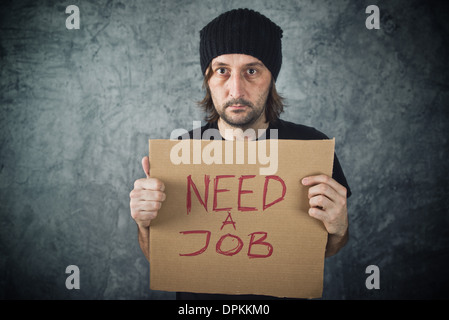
top-left (142, 156), bottom-right (150, 178)
top-left (134, 177), bottom-right (165, 191)
top-left (309, 195), bottom-right (333, 211)
top-left (302, 174), bottom-right (347, 198)
top-left (307, 183), bottom-right (340, 203)
top-left (131, 210), bottom-right (158, 222)
top-left (308, 207), bottom-right (328, 223)
top-left (130, 189), bottom-right (166, 201)
top-left (131, 200), bottom-right (162, 212)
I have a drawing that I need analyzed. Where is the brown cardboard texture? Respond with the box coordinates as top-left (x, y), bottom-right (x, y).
top-left (148, 138), bottom-right (335, 299)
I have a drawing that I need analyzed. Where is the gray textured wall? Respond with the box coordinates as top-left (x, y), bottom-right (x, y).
top-left (1, 0), bottom-right (448, 300)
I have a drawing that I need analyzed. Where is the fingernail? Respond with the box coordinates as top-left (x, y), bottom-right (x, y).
top-left (302, 178), bottom-right (308, 185)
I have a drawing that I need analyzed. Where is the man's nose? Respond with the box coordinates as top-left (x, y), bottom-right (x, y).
top-left (228, 73), bottom-right (245, 99)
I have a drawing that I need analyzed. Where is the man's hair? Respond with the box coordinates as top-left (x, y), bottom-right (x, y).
top-left (197, 66), bottom-right (286, 123)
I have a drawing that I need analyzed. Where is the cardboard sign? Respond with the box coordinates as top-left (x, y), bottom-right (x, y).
top-left (148, 138), bottom-right (334, 299)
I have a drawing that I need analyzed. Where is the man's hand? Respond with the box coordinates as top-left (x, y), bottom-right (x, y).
top-left (130, 156), bottom-right (166, 228)
top-left (130, 156), bottom-right (166, 261)
top-left (302, 174), bottom-right (348, 256)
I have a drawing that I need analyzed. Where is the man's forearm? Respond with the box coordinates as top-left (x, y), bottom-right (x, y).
top-left (325, 229), bottom-right (349, 258)
top-left (137, 225), bottom-right (150, 262)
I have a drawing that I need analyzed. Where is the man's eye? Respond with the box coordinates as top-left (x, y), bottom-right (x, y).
top-left (247, 68), bottom-right (257, 75)
top-left (217, 68), bottom-right (227, 74)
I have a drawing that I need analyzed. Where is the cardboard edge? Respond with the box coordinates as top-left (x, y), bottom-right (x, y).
top-left (147, 138), bottom-right (336, 297)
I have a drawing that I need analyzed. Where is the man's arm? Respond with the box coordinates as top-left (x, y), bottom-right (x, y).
top-left (325, 228), bottom-right (349, 257)
top-left (302, 174), bottom-right (349, 257)
top-left (130, 156), bottom-right (166, 262)
top-left (137, 225), bottom-right (150, 261)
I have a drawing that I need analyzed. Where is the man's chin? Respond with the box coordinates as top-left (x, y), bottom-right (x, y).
top-left (222, 117), bottom-right (256, 129)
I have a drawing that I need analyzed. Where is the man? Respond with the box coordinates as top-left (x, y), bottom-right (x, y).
top-left (130, 8), bottom-right (351, 299)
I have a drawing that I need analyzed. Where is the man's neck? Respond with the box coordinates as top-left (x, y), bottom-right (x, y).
top-left (217, 117), bottom-right (269, 141)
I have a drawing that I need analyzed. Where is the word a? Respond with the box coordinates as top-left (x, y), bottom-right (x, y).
top-left (170, 121), bottom-right (279, 175)
top-left (66, 5), bottom-right (80, 29)
top-left (366, 5), bottom-right (380, 30)
top-left (65, 265), bottom-right (80, 289)
top-left (365, 265), bottom-right (380, 289)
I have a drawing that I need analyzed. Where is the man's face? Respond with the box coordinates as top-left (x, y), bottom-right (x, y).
top-left (208, 54), bottom-right (272, 129)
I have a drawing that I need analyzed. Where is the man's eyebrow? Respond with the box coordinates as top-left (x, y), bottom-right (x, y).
top-left (211, 61), bottom-right (265, 68)
top-left (245, 62), bottom-right (265, 68)
top-left (211, 61), bottom-right (230, 68)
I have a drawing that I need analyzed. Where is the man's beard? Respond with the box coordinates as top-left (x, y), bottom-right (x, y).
top-left (217, 98), bottom-right (265, 129)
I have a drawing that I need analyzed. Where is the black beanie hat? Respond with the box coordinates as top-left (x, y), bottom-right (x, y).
top-left (199, 8), bottom-right (283, 81)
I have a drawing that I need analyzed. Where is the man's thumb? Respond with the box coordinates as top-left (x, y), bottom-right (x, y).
top-left (141, 156), bottom-right (150, 178)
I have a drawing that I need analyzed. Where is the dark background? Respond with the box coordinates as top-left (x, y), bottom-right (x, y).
top-left (1, 0), bottom-right (448, 299)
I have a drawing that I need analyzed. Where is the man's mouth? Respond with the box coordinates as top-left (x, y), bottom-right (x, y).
top-left (227, 105), bottom-right (248, 111)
